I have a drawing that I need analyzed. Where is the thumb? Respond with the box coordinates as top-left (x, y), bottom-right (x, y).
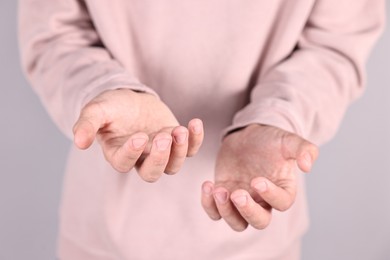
top-left (73, 103), bottom-right (106, 150)
top-left (282, 133), bottom-right (319, 173)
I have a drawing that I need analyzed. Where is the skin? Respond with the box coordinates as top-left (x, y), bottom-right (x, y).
top-left (73, 89), bottom-right (319, 230)
top-left (73, 89), bottom-right (204, 182)
top-left (201, 124), bottom-right (319, 231)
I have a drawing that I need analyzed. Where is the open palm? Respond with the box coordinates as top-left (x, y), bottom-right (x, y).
top-left (73, 89), bottom-right (204, 182)
top-left (201, 124), bottom-right (318, 231)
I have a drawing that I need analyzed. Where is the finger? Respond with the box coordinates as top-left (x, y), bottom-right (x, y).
top-left (213, 187), bottom-right (248, 231)
top-left (73, 103), bottom-right (106, 150)
top-left (187, 118), bottom-right (204, 157)
top-left (231, 189), bottom-right (272, 230)
top-left (164, 126), bottom-right (189, 174)
top-left (140, 127), bottom-right (174, 156)
top-left (107, 133), bottom-right (149, 173)
top-left (281, 134), bottom-right (319, 172)
top-left (296, 148), bottom-right (319, 173)
top-left (137, 133), bottom-right (172, 182)
top-left (251, 177), bottom-right (296, 212)
top-left (201, 181), bottom-right (221, 220)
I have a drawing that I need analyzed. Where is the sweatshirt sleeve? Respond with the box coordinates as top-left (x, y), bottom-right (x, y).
top-left (224, 0), bottom-right (385, 145)
top-left (18, 0), bottom-right (157, 139)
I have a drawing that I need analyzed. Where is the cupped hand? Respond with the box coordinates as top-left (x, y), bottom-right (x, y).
top-left (201, 124), bottom-right (318, 231)
top-left (73, 89), bottom-right (204, 182)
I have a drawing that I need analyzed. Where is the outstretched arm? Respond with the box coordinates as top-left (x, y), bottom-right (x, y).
top-left (19, 0), bottom-right (204, 180)
top-left (202, 0), bottom-right (385, 231)
top-left (19, 0), bottom-right (151, 139)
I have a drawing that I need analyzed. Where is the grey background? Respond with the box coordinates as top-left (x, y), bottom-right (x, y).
top-left (0, 1), bottom-right (389, 259)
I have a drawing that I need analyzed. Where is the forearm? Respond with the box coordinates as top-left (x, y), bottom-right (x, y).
top-left (225, 0), bottom-right (385, 145)
top-left (18, 0), bottom-right (156, 139)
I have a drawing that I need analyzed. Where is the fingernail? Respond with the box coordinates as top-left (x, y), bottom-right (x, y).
top-left (132, 138), bottom-right (147, 149)
top-left (232, 195), bottom-right (247, 207)
top-left (254, 181), bottom-right (267, 193)
top-left (174, 132), bottom-right (187, 144)
top-left (214, 192), bottom-right (228, 204)
top-left (156, 138), bottom-right (171, 151)
top-left (202, 185), bottom-right (212, 195)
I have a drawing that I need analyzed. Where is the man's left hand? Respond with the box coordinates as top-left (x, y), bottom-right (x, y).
top-left (201, 124), bottom-right (319, 231)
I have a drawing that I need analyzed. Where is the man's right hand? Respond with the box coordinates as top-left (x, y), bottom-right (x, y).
top-left (73, 89), bottom-right (204, 182)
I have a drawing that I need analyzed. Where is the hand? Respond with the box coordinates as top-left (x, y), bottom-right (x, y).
top-left (73, 89), bottom-right (204, 182)
top-left (201, 124), bottom-right (318, 231)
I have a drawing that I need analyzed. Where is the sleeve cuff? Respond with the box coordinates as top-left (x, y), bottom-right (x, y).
top-left (221, 100), bottom-right (306, 141)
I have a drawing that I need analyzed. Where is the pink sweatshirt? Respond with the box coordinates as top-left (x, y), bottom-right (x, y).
top-left (19, 0), bottom-right (384, 259)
